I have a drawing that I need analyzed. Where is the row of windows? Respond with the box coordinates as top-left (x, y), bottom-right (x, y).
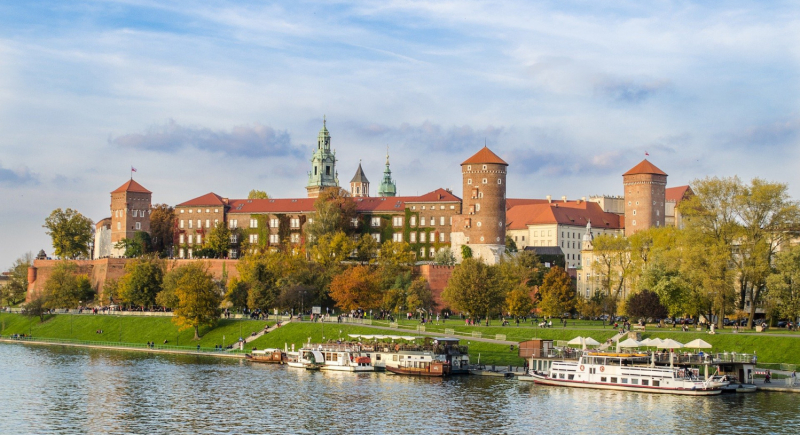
top-left (179, 234), bottom-right (202, 244)
top-left (180, 208), bottom-right (220, 214)
top-left (466, 178), bottom-right (502, 185)
top-left (366, 216), bottom-right (452, 227)
top-left (179, 219), bottom-right (219, 229)
top-left (409, 204), bottom-right (456, 211)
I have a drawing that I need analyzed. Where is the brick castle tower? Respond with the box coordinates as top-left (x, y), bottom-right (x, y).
top-left (110, 178), bottom-right (152, 257)
top-left (622, 159), bottom-right (667, 236)
top-left (350, 161), bottom-right (369, 197)
top-left (451, 146), bottom-right (508, 264)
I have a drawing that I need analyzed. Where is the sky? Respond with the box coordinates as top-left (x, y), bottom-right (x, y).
top-left (0, 0), bottom-right (798, 267)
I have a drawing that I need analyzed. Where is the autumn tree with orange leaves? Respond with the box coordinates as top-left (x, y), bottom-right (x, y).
top-left (329, 265), bottom-right (382, 312)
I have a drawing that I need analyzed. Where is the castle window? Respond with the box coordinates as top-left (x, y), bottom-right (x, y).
top-left (480, 236), bottom-right (484, 242)
top-left (467, 179), bottom-right (472, 185)
top-left (188, 235), bottom-right (193, 244)
top-left (291, 233), bottom-right (300, 243)
top-left (351, 218), bottom-right (358, 227)
top-left (421, 217), bottom-right (426, 226)
top-left (180, 220), bottom-right (185, 229)
top-left (410, 232), bottom-right (416, 242)
top-left (440, 217), bottom-right (445, 225)
top-left (450, 205), bottom-right (455, 209)
top-left (250, 219), bottom-right (258, 228)
top-left (230, 234), bottom-right (238, 243)
top-left (430, 247), bottom-right (436, 257)
top-left (290, 218), bottom-right (300, 228)
top-left (632, 210), bottom-right (637, 215)
top-left (467, 165), bottom-right (472, 170)
top-left (266, 217), bottom-right (276, 227)
top-left (179, 234), bottom-right (185, 244)
top-left (483, 165), bottom-right (487, 170)
top-left (477, 221), bottom-right (482, 227)
top-left (197, 220), bottom-right (201, 228)
top-left (249, 234), bottom-right (258, 243)
top-left (393, 233), bottom-right (403, 242)
top-left (196, 234), bottom-right (202, 244)
top-left (410, 216), bottom-right (416, 226)
top-left (214, 219), bottom-right (218, 226)
top-left (269, 234), bottom-right (279, 244)
top-left (229, 220), bottom-right (238, 229)
top-left (440, 205), bottom-right (445, 210)
top-left (180, 209), bottom-right (184, 214)
top-left (206, 219), bottom-right (211, 228)
top-left (206, 209), bottom-right (210, 213)
top-left (326, 166), bottom-right (331, 175)
top-left (482, 178), bottom-right (487, 184)
top-left (133, 210), bottom-right (138, 217)
top-left (439, 233), bottom-right (445, 242)
top-left (187, 249), bottom-right (193, 258)
top-left (189, 209), bottom-right (193, 213)
top-left (229, 249), bottom-right (237, 259)
top-left (636, 201), bottom-right (639, 205)
top-left (371, 233), bottom-right (381, 242)
top-left (498, 179), bottom-right (502, 184)
top-left (420, 232), bottom-right (426, 243)
top-left (215, 209), bottom-right (219, 213)
top-left (179, 248), bottom-right (184, 259)
top-left (371, 217), bottom-right (381, 227)
top-left (315, 167), bottom-right (318, 175)
top-left (522, 236), bottom-right (525, 241)
top-left (189, 220), bottom-right (193, 229)
top-left (393, 217), bottom-right (403, 227)
top-left (135, 222), bottom-right (141, 230)
top-left (632, 220), bottom-right (637, 226)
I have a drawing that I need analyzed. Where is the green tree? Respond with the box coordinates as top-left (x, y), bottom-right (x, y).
top-left (461, 245), bottom-right (473, 260)
top-left (42, 261), bottom-right (95, 308)
top-left (248, 190), bottom-right (270, 199)
top-left (309, 231), bottom-right (354, 269)
top-left (766, 245), bottom-right (800, 325)
top-left (505, 235), bottom-right (518, 253)
top-left (114, 231), bottom-right (152, 258)
top-left (43, 208), bottom-right (94, 259)
top-left (442, 258), bottom-right (504, 321)
top-left (497, 250), bottom-right (544, 293)
top-left (117, 255), bottom-right (164, 308)
top-left (238, 251), bottom-right (284, 311)
top-left (205, 221), bottom-right (231, 258)
top-left (2, 253), bottom-right (32, 305)
top-left (538, 266), bottom-right (575, 317)
top-left (433, 247), bottom-right (456, 266)
top-left (354, 233), bottom-right (378, 262)
top-left (305, 189), bottom-right (358, 244)
top-left (224, 277), bottom-right (249, 311)
top-left (150, 204), bottom-right (175, 256)
top-left (166, 262), bottom-right (222, 340)
top-left (406, 277), bottom-right (435, 314)
top-left (23, 296), bottom-right (47, 322)
top-left (590, 234), bottom-right (633, 315)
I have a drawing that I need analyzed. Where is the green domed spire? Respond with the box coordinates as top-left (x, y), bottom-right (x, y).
top-left (378, 146), bottom-right (397, 197)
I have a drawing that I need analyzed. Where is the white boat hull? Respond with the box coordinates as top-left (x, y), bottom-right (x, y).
top-left (527, 373), bottom-right (721, 396)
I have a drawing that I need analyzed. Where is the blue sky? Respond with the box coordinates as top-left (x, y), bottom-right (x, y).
top-left (0, 0), bottom-right (798, 266)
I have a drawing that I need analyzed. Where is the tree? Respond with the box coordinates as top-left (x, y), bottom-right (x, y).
top-left (461, 245), bottom-right (473, 260)
top-left (114, 231), bottom-right (152, 258)
top-left (43, 208), bottom-right (94, 259)
top-left (329, 265), bottom-right (382, 312)
top-left (766, 245), bottom-right (800, 325)
top-left (354, 233), bottom-right (378, 262)
top-left (42, 261), bottom-right (95, 308)
top-left (23, 296), bottom-right (47, 322)
top-left (205, 221), bottom-right (231, 258)
top-left (117, 255), bottom-right (164, 308)
top-left (497, 250), bottom-right (544, 293)
top-left (2, 253), bottom-right (32, 305)
top-left (505, 235), bottom-right (518, 253)
top-left (406, 277), bottom-right (435, 314)
top-left (442, 258), bottom-right (504, 321)
top-left (590, 234), bottom-right (633, 315)
top-left (576, 291), bottom-right (605, 319)
top-left (224, 277), bottom-right (249, 311)
top-left (238, 251), bottom-right (284, 311)
top-left (309, 231), bottom-right (354, 269)
top-left (505, 284), bottom-right (534, 319)
top-left (376, 240), bottom-right (415, 291)
top-left (248, 190), bottom-right (269, 199)
top-left (305, 189), bottom-right (358, 243)
top-left (150, 204), bottom-right (175, 256)
top-left (625, 290), bottom-right (668, 319)
top-left (538, 266), bottom-right (575, 317)
top-left (433, 247), bottom-right (456, 266)
top-left (166, 262), bottom-right (222, 340)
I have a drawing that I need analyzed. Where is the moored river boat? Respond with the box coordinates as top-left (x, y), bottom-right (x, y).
top-left (245, 348), bottom-right (286, 364)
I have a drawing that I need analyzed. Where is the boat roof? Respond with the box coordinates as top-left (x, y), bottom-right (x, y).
top-left (434, 337), bottom-right (461, 342)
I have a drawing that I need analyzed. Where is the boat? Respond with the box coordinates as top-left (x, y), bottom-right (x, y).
top-left (386, 360), bottom-right (451, 377)
top-left (245, 348), bottom-right (286, 364)
top-left (365, 337), bottom-right (470, 375)
top-left (286, 349), bottom-right (325, 370)
top-left (521, 350), bottom-right (722, 396)
top-left (711, 375), bottom-right (757, 393)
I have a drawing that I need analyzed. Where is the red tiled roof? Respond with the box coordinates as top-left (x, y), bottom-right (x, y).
top-left (111, 179), bottom-right (151, 194)
top-left (623, 159), bottom-right (667, 176)
top-left (407, 188), bottom-right (461, 203)
top-left (666, 185), bottom-right (692, 203)
top-left (177, 192), bottom-right (226, 207)
top-left (462, 146), bottom-right (508, 166)
top-left (506, 201), bottom-right (622, 230)
top-left (227, 198), bottom-right (317, 214)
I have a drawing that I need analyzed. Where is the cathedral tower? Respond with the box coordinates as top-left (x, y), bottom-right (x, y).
top-left (450, 146), bottom-right (508, 264)
top-left (350, 161), bottom-right (370, 197)
top-left (378, 147), bottom-right (397, 197)
top-left (306, 116), bottom-right (340, 198)
top-left (623, 159), bottom-right (667, 236)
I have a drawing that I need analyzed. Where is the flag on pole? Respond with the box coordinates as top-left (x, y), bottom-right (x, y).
top-left (645, 151), bottom-right (649, 156)
top-left (131, 166), bottom-right (137, 172)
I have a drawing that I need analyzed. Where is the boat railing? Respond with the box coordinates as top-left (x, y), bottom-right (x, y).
top-left (711, 353), bottom-right (757, 364)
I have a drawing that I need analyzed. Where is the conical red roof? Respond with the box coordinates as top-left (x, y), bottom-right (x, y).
top-left (623, 159), bottom-right (667, 176)
top-left (111, 179), bottom-right (151, 194)
top-left (461, 146), bottom-right (508, 166)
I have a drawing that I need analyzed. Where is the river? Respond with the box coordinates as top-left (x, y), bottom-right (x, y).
top-left (1, 344), bottom-right (798, 434)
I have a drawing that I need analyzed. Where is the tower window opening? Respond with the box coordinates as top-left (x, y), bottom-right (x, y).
top-left (326, 166), bottom-right (331, 175)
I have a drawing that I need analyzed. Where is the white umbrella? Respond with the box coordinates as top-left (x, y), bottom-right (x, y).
top-left (348, 334), bottom-right (361, 338)
top-left (656, 339), bottom-right (683, 349)
top-left (619, 338), bottom-right (641, 348)
top-left (639, 338), bottom-right (653, 346)
top-left (583, 337), bottom-right (600, 346)
top-left (684, 339), bottom-right (712, 349)
top-left (567, 336), bottom-right (585, 345)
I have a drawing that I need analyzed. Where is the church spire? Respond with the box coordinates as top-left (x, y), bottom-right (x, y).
top-left (378, 146), bottom-right (397, 197)
top-left (306, 116), bottom-right (339, 198)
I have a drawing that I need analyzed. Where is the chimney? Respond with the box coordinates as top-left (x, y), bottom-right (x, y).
top-left (222, 198), bottom-right (229, 205)
top-left (546, 195), bottom-right (552, 203)
top-left (562, 196), bottom-right (567, 203)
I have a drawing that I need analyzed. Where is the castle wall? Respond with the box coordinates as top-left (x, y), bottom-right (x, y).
top-left (415, 264), bottom-right (455, 311)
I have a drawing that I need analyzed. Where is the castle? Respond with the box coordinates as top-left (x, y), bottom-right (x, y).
top-left (80, 119), bottom-right (692, 302)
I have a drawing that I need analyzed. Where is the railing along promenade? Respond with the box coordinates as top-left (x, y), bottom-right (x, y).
top-left (0, 334), bottom-right (247, 355)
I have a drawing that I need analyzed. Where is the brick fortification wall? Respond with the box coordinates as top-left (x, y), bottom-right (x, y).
top-left (415, 264), bottom-right (455, 311)
top-left (27, 258), bottom-right (241, 304)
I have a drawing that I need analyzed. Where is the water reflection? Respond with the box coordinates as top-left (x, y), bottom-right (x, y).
top-left (1, 344), bottom-right (798, 434)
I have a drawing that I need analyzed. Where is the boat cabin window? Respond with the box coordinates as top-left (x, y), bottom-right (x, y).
top-left (641, 380), bottom-right (649, 386)
top-left (601, 377), bottom-right (607, 383)
top-left (393, 355), bottom-right (398, 361)
top-left (610, 377), bottom-right (618, 383)
top-left (568, 375), bottom-right (575, 380)
top-left (559, 373), bottom-right (565, 379)
top-left (621, 378), bottom-right (628, 384)
top-left (652, 380), bottom-right (660, 387)
top-left (631, 379), bottom-right (639, 385)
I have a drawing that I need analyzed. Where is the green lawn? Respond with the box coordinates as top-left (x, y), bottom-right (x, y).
top-left (0, 313), bottom-right (268, 348)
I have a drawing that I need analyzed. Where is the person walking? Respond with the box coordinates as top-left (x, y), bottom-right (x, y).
top-left (765, 370), bottom-right (771, 383)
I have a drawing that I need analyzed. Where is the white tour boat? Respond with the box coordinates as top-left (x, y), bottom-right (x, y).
top-left (310, 343), bottom-right (375, 372)
top-left (521, 351), bottom-right (722, 396)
